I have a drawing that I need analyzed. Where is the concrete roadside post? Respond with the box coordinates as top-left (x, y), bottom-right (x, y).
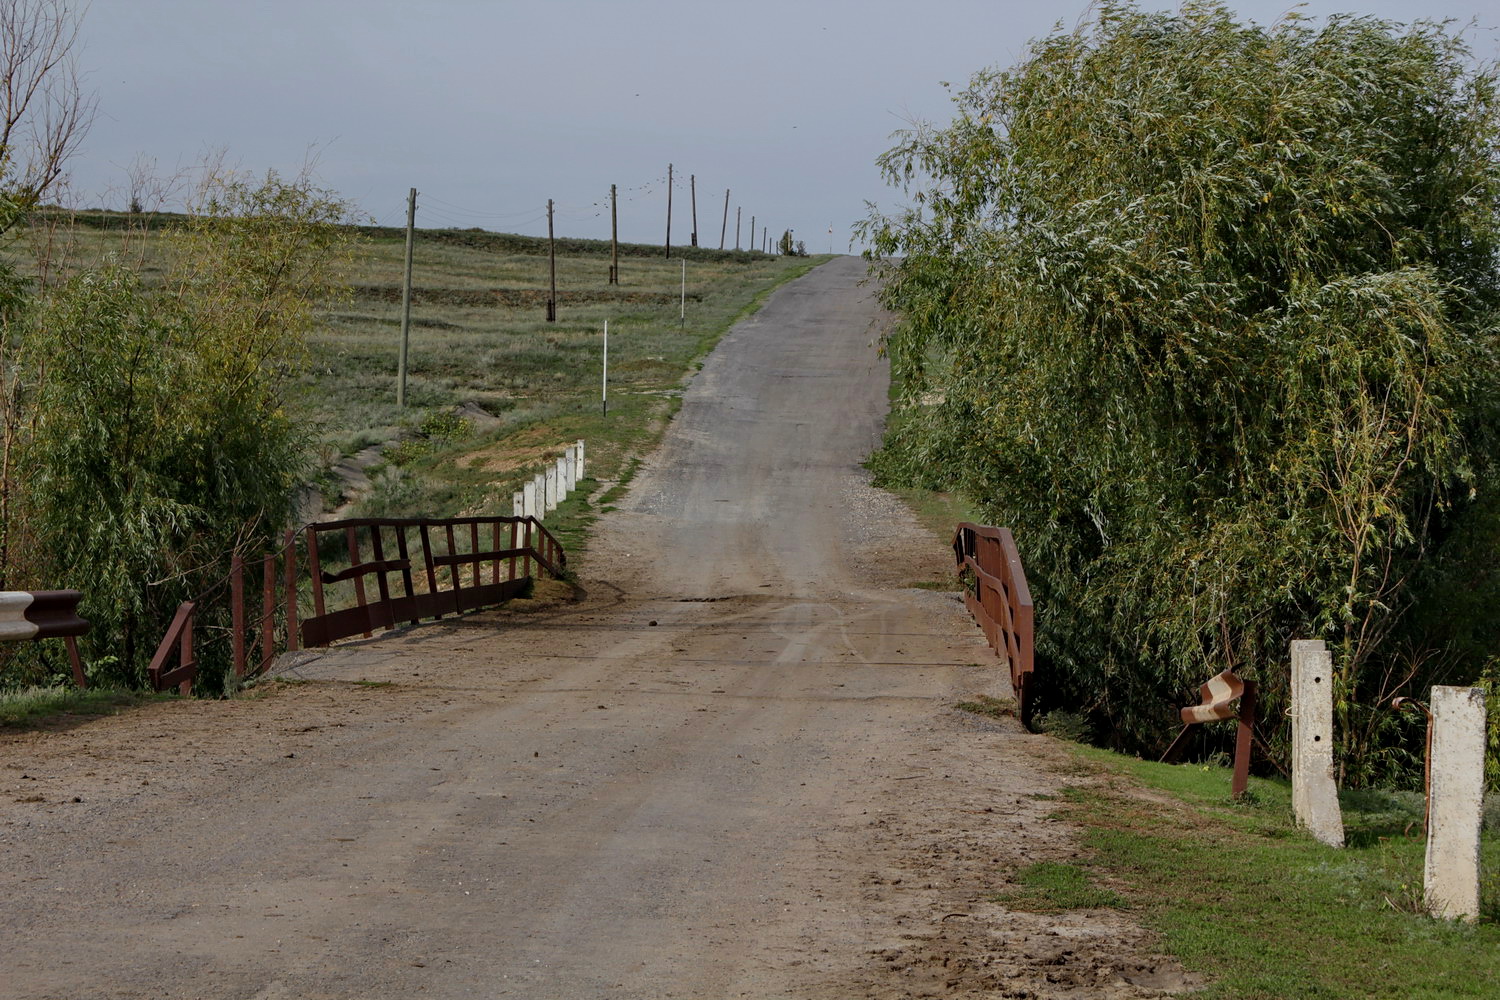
top-left (522, 481), bottom-right (536, 519)
top-left (545, 466), bottom-right (558, 513)
top-left (512, 492), bottom-right (523, 519)
top-left (575, 440), bottom-right (585, 482)
top-left (558, 454), bottom-right (571, 498)
top-left (1291, 639), bottom-right (1345, 847)
top-left (563, 446), bottom-right (577, 492)
top-left (1425, 685), bottom-right (1486, 921)
top-left (535, 472), bottom-right (549, 519)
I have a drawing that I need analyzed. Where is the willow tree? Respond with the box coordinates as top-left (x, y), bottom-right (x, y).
top-left (19, 169), bottom-right (360, 690)
top-left (864, 2), bottom-right (1500, 780)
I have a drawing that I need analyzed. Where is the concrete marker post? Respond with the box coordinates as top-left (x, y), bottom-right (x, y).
top-left (575, 439), bottom-right (585, 482)
top-left (562, 448), bottom-right (576, 493)
top-left (1291, 639), bottom-right (1345, 847)
top-left (545, 466), bottom-right (558, 513)
top-left (522, 481), bottom-right (537, 519)
top-left (556, 455), bottom-right (569, 501)
top-left (1425, 685), bottom-right (1486, 922)
top-left (512, 492), bottom-right (523, 519)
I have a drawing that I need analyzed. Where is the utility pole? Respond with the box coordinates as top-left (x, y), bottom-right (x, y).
top-left (546, 198), bottom-right (556, 322)
top-left (735, 206), bottom-right (741, 250)
top-left (689, 174), bottom-right (698, 247)
top-left (602, 320), bottom-right (609, 417)
top-left (665, 162), bottom-right (673, 259)
top-left (720, 189), bottom-right (730, 250)
top-left (609, 183), bottom-right (619, 284)
top-left (749, 215), bottom-right (755, 255)
top-left (397, 186), bottom-right (416, 407)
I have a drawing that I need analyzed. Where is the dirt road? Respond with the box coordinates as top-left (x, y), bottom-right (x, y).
top-left (0, 256), bottom-right (1188, 998)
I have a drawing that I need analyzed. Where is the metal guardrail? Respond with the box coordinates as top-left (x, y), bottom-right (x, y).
top-left (952, 523), bottom-right (1035, 726)
top-left (147, 514), bottom-right (567, 693)
top-left (0, 590), bottom-right (90, 688)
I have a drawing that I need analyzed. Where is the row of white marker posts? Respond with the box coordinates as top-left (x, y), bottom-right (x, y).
top-left (1290, 638), bottom-right (1488, 922)
top-left (512, 440), bottom-right (587, 530)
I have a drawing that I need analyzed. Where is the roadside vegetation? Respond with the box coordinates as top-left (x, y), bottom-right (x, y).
top-left (0, 2), bottom-right (823, 703)
top-left (1042, 747), bottom-right (1500, 997)
top-left (864, 0), bottom-right (1500, 787)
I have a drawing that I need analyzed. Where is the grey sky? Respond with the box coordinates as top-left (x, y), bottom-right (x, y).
top-left (69, 1), bottom-right (1499, 252)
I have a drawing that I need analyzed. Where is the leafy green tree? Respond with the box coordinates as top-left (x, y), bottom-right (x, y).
top-left (864, 1), bottom-right (1500, 780)
top-left (17, 170), bottom-right (359, 689)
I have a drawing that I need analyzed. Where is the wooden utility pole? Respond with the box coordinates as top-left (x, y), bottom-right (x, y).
top-left (735, 206), bottom-right (741, 250)
top-left (665, 162), bottom-right (673, 258)
top-left (689, 174), bottom-right (698, 247)
top-left (720, 189), bottom-right (729, 250)
top-left (397, 186), bottom-right (416, 407)
top-left (749, 215), bottom-right (755, 254)
top-left (609, 183), bottom-right (619, 284)
top-left (547, 199), bottom-right (557, 322)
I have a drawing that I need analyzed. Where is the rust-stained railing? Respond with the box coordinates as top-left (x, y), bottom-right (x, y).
top-left (146, 601), bottom-right (197, 695)
top-left (297, 515), bottom-right (564, 649)
top-left (147, 514), bottom-right (566, 693)
top-left (0, 590), bottom-right (91, 688)
top-left (953, 523), bottom-right (1035, 727)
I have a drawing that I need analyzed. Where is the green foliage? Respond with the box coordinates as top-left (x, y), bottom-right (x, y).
top-left (864, 1), bottom-right (1500, 777)
top-left (8, 170), bottom-right (359, 690)
top-left (1062, 744), bottom-right (1500, 997)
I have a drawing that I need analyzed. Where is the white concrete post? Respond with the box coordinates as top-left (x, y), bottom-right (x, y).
top-left (1291, 639), bottom-right (1345, 847)
top-left (512, 491), bottom-right (524, 518)
top-left (544, 466), bottom-right (558, 512)
top-left (522, 481), bottom-right (536, 519)
top-left (558, 454), bottom-right (571, 497)
top-left (534, 473), bottom-right (547, 520)
top-left (575, 439), bottom-right (585, 482)
top-left (1425, 685), bottom-right (1486, 922)
top-left (563, 446), bottom-right (577, 492)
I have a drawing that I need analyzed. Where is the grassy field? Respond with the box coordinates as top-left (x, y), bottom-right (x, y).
top-left (1014, 741), bottom-right (1500, 998)
top-left (20, 211), bottom-right (829, 544)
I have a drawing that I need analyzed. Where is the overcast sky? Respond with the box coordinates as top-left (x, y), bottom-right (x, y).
top-left (67, 1), bottom-right (1500, 252)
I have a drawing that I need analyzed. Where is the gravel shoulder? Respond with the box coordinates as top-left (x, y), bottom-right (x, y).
top-left (0, 256), bottom-right (1190, 999)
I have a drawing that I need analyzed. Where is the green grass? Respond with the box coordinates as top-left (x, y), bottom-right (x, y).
top-left (19, 212), bottom-right (828, 556)
top-left (0, 685), bottom-right (165, 728)
top-left (1059, 745), bottom-right (1500, 998)
top-left (994, 860), bottom-right (1126, 912)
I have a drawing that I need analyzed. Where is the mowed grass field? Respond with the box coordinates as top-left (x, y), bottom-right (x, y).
top-left (20, 212), bottom-right (829, 543)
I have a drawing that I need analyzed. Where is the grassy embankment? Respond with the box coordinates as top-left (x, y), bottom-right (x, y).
top-left (22, 211), bottom-right (828, 559)
top-left (989, 736), bottom-right (1500, 998)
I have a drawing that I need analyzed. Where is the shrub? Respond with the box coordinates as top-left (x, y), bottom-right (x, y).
top-left (863, 2), bottom-right (1500, 780)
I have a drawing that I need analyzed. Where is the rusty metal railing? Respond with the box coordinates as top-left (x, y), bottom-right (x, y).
top-left (295, 515), bottom-right (564, 649)
top-left (147, 514), bottom-right (566, 693)
top-left (953, 523), bottom-right (1035, 726)
top-left (0, 590), bottom-right (91, 688)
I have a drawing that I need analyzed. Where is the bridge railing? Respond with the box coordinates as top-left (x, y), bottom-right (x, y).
top-left (147, 514), bottom-right (567, 692)
top-left (952, 523), bottom-right (1035, 726)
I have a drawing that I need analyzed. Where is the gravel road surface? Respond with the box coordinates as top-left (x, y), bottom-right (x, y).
top-left (0, 256), bottom-right (1190, 998)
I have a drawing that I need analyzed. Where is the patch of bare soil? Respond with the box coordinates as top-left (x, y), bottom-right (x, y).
top-left (793, 719), bottom-right (1199, 999)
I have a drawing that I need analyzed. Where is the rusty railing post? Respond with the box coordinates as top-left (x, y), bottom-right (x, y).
top-left (283, 529), bottom-right (298, 652)
top-left (345, 525), bottom-right (371, 638)
top-left (261, 554), bottom-right (275, 671)
top-left (231, 553), bottom-right (246, 679)
top-left (1232, 680), bottom-right (1257, 799)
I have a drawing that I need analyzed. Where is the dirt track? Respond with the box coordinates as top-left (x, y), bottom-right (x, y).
top-left (0, 256), bottom-right (1190, 998)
